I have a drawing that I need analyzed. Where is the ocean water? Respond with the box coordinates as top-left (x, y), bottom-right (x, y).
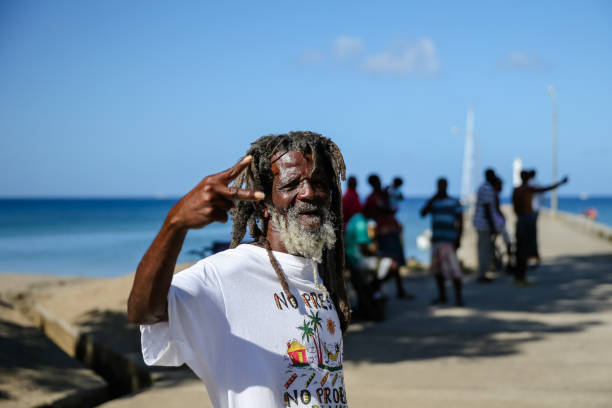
top-left (1, 197), bottom-right (610, 277)
top-left (551, 197), bottom-right (612, 227)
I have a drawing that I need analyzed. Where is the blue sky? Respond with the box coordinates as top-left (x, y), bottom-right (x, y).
top-left (1, 0), bottom-right (610, 198)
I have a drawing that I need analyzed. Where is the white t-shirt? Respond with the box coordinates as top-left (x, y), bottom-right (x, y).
top-left (140, 244), bottom-right (348, 408)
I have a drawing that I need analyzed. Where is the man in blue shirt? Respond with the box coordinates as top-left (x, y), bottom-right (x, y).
top-left (421, 178), bottom-right (465, 306)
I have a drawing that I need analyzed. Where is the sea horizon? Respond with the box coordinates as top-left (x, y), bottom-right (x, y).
top-left (1, 196), bottom-right (611, 278)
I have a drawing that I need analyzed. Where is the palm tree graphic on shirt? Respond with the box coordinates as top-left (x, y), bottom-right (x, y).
top-left (292, 310), bottom-right (335, 368)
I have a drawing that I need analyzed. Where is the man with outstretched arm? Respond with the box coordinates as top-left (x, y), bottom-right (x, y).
top-left (512, 171), bottom-right (568, 286)
top-left (128, 132), bottom-right (351, 408)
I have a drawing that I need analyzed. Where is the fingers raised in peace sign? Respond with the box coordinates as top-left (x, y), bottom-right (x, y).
top-left (168, 156), bottom-right (265, 230)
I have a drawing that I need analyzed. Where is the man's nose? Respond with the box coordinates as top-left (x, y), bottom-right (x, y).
top-left (297, 180), bottom-right (315, 201)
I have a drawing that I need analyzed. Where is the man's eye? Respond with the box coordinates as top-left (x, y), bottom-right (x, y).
top-left (282, 181), bottom-right (299, 189)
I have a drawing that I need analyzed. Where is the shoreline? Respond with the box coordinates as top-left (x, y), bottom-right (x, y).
top-left (0, 262), bottom-right (197, 280)
top-left (1, 210), bottom-right (611, 279)
top-left (2, 197), bottom-right (611, 280)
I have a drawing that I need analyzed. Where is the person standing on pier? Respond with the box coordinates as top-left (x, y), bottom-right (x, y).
top-left (512, 171), bottom-right (568, 286)
top-left (421, 178), bottom-right (465, 306)
top-left (473, 168), bottom-right (498, 283)
top-left (128, 132), bottom-right (351, 408)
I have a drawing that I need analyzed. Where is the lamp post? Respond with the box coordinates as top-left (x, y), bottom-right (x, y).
top-left (548, 85), bottom-right (558, 214)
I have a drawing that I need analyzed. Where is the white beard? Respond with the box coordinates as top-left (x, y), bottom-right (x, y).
top-left (270, 206), bottom-right (336, 262)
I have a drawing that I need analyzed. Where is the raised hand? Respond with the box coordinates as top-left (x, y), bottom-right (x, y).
top-left (168, 156), bottom-right (265, 230)
top-left (128, 155), bottom-right (266, 324)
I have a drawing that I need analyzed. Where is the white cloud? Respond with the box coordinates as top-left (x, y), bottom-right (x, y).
top-left (334, 35), bottom-right (364, 59)
top-left (498, 52), bottom-right (551, 72)
top-left (297, 36), bottom-right (441, 78)
top-left (298, 50), bottom-right (324, 65)
top-left (362, 37), bottom-right (440, 76)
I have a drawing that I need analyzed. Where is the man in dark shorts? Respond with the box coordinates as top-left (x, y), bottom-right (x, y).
top-left (512, 171), bottom-right (568, 286)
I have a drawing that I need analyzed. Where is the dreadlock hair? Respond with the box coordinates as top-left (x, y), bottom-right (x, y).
top-left (229, 131), bottom-right (351, 333)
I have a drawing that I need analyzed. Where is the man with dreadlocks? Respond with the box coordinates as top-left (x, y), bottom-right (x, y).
top-left (128, 132), bottom-right (351, 408)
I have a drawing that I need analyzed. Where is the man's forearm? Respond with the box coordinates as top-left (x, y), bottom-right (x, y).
top-left (126, 155), bottom-right (262, 325)
top-left (420, 196), bottom-right (435, 217)
top-left (127, 216), bottom-right (188, 325)
top-left (538, 181), bottom-right (563, 193)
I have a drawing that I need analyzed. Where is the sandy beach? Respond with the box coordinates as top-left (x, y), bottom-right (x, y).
top-left (2, 210), bottom-right (612, 407)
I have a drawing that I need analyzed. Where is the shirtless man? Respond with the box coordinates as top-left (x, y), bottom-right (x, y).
top-left (512, 171), bottom-right (568, 285)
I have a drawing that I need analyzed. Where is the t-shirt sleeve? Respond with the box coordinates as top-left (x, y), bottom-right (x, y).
top-left (354, 218), bottom-right (370, 245)
top-left (140, 260), bottom-right (226, 367)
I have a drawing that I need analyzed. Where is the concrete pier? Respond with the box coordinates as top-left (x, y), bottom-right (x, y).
top-left (343, 209), bottom-right (612, 407)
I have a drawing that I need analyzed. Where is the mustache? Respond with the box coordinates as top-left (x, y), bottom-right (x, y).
top-left (291, 203), bottom-right (322, 215)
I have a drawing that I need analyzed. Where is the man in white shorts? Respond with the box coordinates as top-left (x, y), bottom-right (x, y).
top-left (128, 132), bottom-right (351, 408)
top-left (421, 178), bottom-right (465, 306)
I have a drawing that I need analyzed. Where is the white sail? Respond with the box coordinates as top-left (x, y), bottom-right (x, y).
top-left (460, 107), bottom-right (477, 206)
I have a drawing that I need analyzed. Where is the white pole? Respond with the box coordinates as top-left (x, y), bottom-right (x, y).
top-left (548, 86), bottom-right (558, 213)
top-left (461, 107), bottom-right (475, 205)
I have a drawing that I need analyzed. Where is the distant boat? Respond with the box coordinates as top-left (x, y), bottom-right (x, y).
top-left (579, 192), bottom-right (589, 200)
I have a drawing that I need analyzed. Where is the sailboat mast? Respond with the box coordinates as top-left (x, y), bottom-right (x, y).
top-left (461, 107), bottom-right (476, 205)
